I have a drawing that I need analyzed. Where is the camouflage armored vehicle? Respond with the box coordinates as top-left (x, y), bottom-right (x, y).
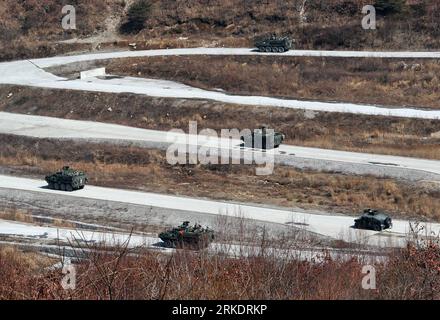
top-left (240, 127), bottom-right (285, 149)
top-left (45, 166), bottom-right (88, 192)
top-left (254, 34), bottom-right (294, 53)
top-left (159, 221), bottom-right (215, 249)
top-left (354, 209), bottom-right (392, 231)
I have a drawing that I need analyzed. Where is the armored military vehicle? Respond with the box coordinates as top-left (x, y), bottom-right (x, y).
top-left (240, 127), bottom-right (285, 149)
top-left (254, 34), bottom-right (294, 52)
top-left (159, 221), bottom-right (215, 249)
top-left (354, 209), bottom-right (392, 231)
top-left (45, 166), bottom-right (88, 192)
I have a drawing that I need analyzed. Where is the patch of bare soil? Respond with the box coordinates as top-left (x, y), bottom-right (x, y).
top-left (1, 134), bottom-right (440, 222)
top-left (1, 85), bottom-right (440, 160)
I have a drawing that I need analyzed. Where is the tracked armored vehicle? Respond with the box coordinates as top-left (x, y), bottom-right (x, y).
top-left (45, 166), bottom-right (88, 192)
top-left (240, 127), bottom-right (285, 149)
top-left (354, 209), bottom-right (392, 231)
top-left (254, 34), bottom-right (294, 53)
top-left (159, 221), bottom-right (215, 249)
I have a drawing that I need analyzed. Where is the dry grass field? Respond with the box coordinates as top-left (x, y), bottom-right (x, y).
top-left (109, 56), bottom-right (440, 110)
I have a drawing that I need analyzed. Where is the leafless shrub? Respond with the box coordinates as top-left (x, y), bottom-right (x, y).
top-left (0, 220), bottom-right (438, 300)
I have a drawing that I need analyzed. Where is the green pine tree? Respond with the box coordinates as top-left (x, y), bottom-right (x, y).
top-left (374, 0), bottom-right (406, 15)
top-left (120, 0), bottom-right (152, 34)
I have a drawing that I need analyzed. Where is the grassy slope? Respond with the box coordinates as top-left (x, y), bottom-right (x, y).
top-left (0, 0), bottom-right (124, 61)
top-left (2, 0), bottom-right (440, 61)
top-left (108, 56), bottom-right (440, 109)
top-left (141, 0), bottom-right (440, 50)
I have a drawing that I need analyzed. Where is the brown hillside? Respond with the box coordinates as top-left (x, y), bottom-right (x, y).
top-left (2, 0), bottom-right (440, 61)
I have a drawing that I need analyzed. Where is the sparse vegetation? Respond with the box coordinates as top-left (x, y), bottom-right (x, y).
top-left (0, 208), bottom-right (34, 224)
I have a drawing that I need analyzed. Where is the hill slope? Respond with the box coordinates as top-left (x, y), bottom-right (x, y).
top-left (1, 0), bottom-right (440, 61)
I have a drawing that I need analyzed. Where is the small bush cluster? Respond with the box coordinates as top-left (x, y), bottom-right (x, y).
top-left (375, 0), bottom-right (407, 15)
top-left (120, 0), bottom-right (152, 34)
